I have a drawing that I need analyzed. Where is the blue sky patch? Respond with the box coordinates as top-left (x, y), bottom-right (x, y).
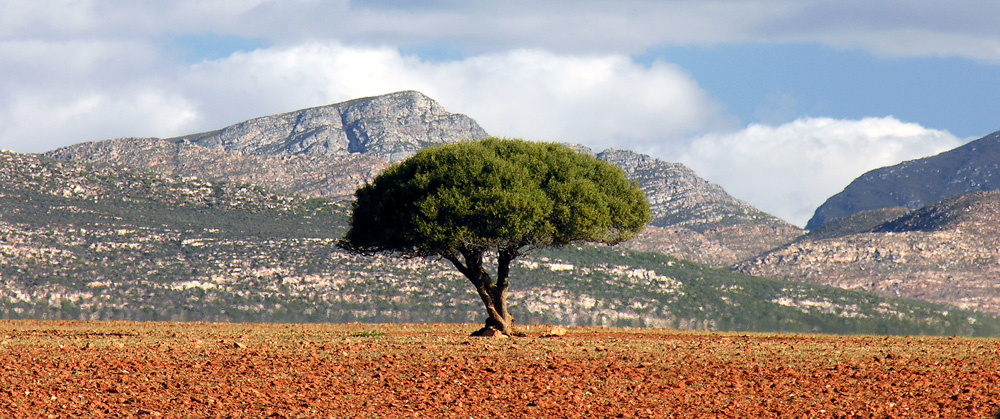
top-left (641, 43), bottom-right (1000, 138)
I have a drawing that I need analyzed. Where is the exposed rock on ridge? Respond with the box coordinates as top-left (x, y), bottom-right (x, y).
top-left (739, 191), bottom-right (1000, 315)
top-left (599, 149), bottom-right (803, 266)
top-left (807, 130), bottom-right (1000, 230)
top-left (46, 91), bottom-right (487, 199)
top-left (47, 136), bottom-right (391, 199)
top-left (598, 149), bottom-right (793, 231)
top-left (170, 90), bottom-right (488, 162)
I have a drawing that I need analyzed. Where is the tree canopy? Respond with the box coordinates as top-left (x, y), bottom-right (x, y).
top-left (340, 137), bottom-right (650, 334)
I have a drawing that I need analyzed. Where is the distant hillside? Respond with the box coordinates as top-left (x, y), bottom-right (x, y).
top-left (598, 149), bottom-right (803, 266)
top-left (598, 150), bottom-right (793, 231)
top-left (738, 191), bottom-right (1000, 316)
top-left (45, 91), bottom-right (485, 199)
top-left (2, 150), bottom-right (995, 336)
top-left (800, 206), bottom-right (911, 242)
top-left (44, 91), bottom-right (803, 266)
top-left (807, 130), bottom-right (1000, 230)
top-left (60, 90), bottom-right (487, 162)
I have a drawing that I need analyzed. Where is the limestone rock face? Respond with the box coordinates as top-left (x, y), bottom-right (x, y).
top-left (739, 191), bottom-right (1000, 315)
top-left (46, 91), bottom-right (487, 199)
top-left (170, 90), bottom-right (488, 162)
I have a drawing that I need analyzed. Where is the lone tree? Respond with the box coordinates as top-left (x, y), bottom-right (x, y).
top-left (339, 138), bottom-right (650, 335)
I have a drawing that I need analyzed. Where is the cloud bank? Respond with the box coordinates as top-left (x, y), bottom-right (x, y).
top-left (5, 1), bottom-right (998, 63)
top-left (1, 42), bottom-right (730, 153)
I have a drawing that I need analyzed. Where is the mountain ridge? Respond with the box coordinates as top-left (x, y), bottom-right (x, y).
top-left (807, 130), bottom-right (1000, 230)
top-left (597, 149), bottom-right (802, 266)
top-left (170, 90), bottom-right (490, 161)
top-left (45, 91), bottom-right (804, 267)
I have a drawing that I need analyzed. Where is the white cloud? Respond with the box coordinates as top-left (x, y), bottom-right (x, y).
top-left (0, 0), bottom-right (271, 39)
top-left (5, 1), bottom-right (999, 63)
top-left (0, 39), bottom-right (726, 153)
top-left (422, 51), bottom-right (730, 149)
top-left (0, 39), bottom-right (195, 152)
top-left (676, 117), bottom-right (964, 227)
top-left (1, 89), bottom-right (198, 153)
top-left (762, 2), bottom-right (1000, 64)
top-left (173, 43), bottom-right (729, 150)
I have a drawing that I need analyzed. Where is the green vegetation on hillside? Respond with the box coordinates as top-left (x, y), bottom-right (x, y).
top-left (2, 151), bottom-right (999, 336)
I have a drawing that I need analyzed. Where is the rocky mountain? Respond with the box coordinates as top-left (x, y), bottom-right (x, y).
top-left (738, 191), bottom-right (1000, 316)
top-left (598, 149), bottom-right (803, 266)
top-left (170, 90), bottom-right (488, 161)
top-left (45, 91), bottom-right (804, 267)
top-left (45, 91), bottom-right (488, 199)
top-left (599, 150), bottom-right (793, 231)
top-left (807, 130), bottom-right (1000, 230)
top-left (2, 150), bottom-right (996, 336)
top-left (46, 137), bottom-right (392, 200)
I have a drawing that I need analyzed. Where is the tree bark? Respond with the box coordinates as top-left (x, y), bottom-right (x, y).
top-left (444, 247), bottom-right (518, 335)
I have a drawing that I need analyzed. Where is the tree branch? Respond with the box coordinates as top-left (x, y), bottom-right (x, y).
top-left (442, 253), bottom-right (471, 279)
top-left (457, 248), bottom-right (490, 289)
top-left (495, 246), bottom-right (520, 290)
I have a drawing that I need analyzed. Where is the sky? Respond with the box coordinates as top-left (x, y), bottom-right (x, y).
top-left (2, 1), bottom-right (999, 227)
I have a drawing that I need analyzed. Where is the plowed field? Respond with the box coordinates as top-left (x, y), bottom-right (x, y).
top-left (1, 321), bottom-right (998, 418)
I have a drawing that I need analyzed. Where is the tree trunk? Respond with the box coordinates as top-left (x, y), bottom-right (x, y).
top-left (476, 283), bottom-right (512, 335)
top-left (445, 248), bottom-right (518, 336)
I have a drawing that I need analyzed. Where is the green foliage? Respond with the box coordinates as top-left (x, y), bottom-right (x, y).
top-left (341, 138), bottom-right (650, 257)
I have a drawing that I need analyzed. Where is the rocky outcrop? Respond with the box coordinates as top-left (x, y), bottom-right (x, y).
top-left (807, 130), bottom-right (1000, 230)
top-left (45, 91), bottom-right (487, 199)
top-left (169, 90), bottom-right (488, 161)
top-left (598, 149), bottom-right (794, 231)
top-left (599, 149), bottom-right (803, 266)
top-left (739, 191), bottom-right (1000, 315)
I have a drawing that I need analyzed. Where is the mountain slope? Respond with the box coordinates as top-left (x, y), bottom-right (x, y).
top-left (2, 150), bottom-right (995, 335)
top-left (807, 130), bottom-right (1000, 230)
top-left (738, 191), bottom-right (1000, 315)
top-left (169, 90), bottom-right (488, 161)
top-left (799, 206), bottom-right (912, 242)
top-left (599, 149), bottom-right (803, 266)
top-left (45, 91), bottom-right (487, 199)
top-left (44, 91), bottom-right (804, 266)
top-left (598, 149), bottom-right (793, 231)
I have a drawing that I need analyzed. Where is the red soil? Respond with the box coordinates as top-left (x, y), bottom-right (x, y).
top-left (0, 321), bottom-right (998, 418)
